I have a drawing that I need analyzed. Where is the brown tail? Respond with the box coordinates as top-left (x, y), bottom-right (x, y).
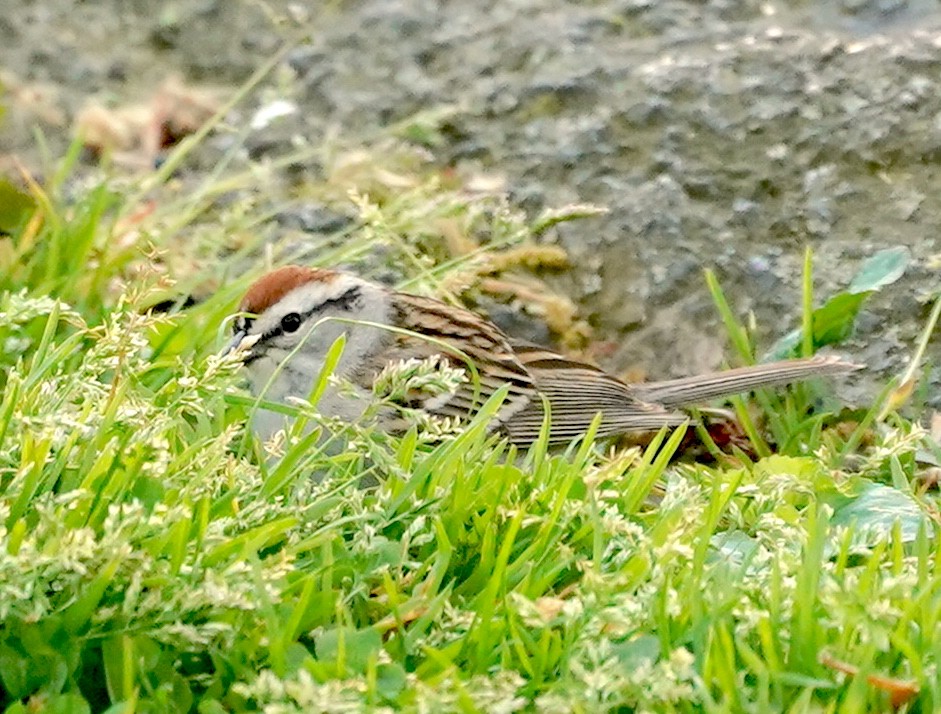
top-left (630, 355), bottom-right (861, 408)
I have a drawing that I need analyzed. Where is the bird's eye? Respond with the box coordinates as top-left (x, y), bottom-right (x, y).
top-left (280, 312), bottom-right (303, 333)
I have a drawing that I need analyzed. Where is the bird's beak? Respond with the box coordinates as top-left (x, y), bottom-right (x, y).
top-left (224, 330), bottom-right (262, 360)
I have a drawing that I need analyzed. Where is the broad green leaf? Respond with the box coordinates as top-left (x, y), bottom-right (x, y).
top-left (44, 694), bottom-right (91, 714)
top-left (0, 642), bottom-right (33, 698)
top-left (315, 626), bottom-right (383, 674)
top-left (709, 530), bottom-right (760, 568)
top-left (612, 635), bottom-right (660, 671)
top-left (847, 246), bottom-right (910, 294)
top-left (765, 247), bottom-right (909, 360)
top-left (810, 292), bottom-right (869, 345)
top-left (828, 481), bottom-right (928, 547)
top-left (0, 178), bottom-right (35, 235)
top-left (375, 662), bottom-right (408, 703)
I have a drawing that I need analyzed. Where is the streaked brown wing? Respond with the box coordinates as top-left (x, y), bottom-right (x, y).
top-left (507, 342), bottom-right (687, 444)
top-left (381, 298), bottom-right (685, 446)
top-left (386, 294), bottom-right (537, 423)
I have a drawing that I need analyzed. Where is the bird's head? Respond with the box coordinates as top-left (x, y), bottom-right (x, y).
top-left (228, 266), bottom-right (392, 396)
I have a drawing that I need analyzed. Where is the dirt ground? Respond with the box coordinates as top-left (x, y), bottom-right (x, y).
top-left (3, 0), bottom-right (941, 407)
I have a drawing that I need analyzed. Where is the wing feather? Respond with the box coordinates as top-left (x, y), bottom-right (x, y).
top-left (377, 299), bottom-right (686, 445)
top-left (382, 294), bottom-right (537, 425)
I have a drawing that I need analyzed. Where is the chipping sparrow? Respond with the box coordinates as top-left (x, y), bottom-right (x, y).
top-left (228, 265), bottom-right (859, 446)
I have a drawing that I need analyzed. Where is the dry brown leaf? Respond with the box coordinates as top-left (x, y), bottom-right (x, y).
top-left (820, 653), bottom-right (919, 710)
top-left (74, 75), bottom-right (221, 168)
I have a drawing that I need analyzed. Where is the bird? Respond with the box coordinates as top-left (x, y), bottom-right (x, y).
top-left (227, 265), bottom-right (860, 447)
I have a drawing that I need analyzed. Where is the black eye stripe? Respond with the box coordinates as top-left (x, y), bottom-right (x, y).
top-left (257, 286), bottom-right (363, 342)
top-left (320, 286), bottom-right (362, 312)
top-left (234, 316), bottom-right (254, 335)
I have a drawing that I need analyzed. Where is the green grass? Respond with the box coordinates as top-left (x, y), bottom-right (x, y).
top-left (0, 135), bottom-right (939, 714)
